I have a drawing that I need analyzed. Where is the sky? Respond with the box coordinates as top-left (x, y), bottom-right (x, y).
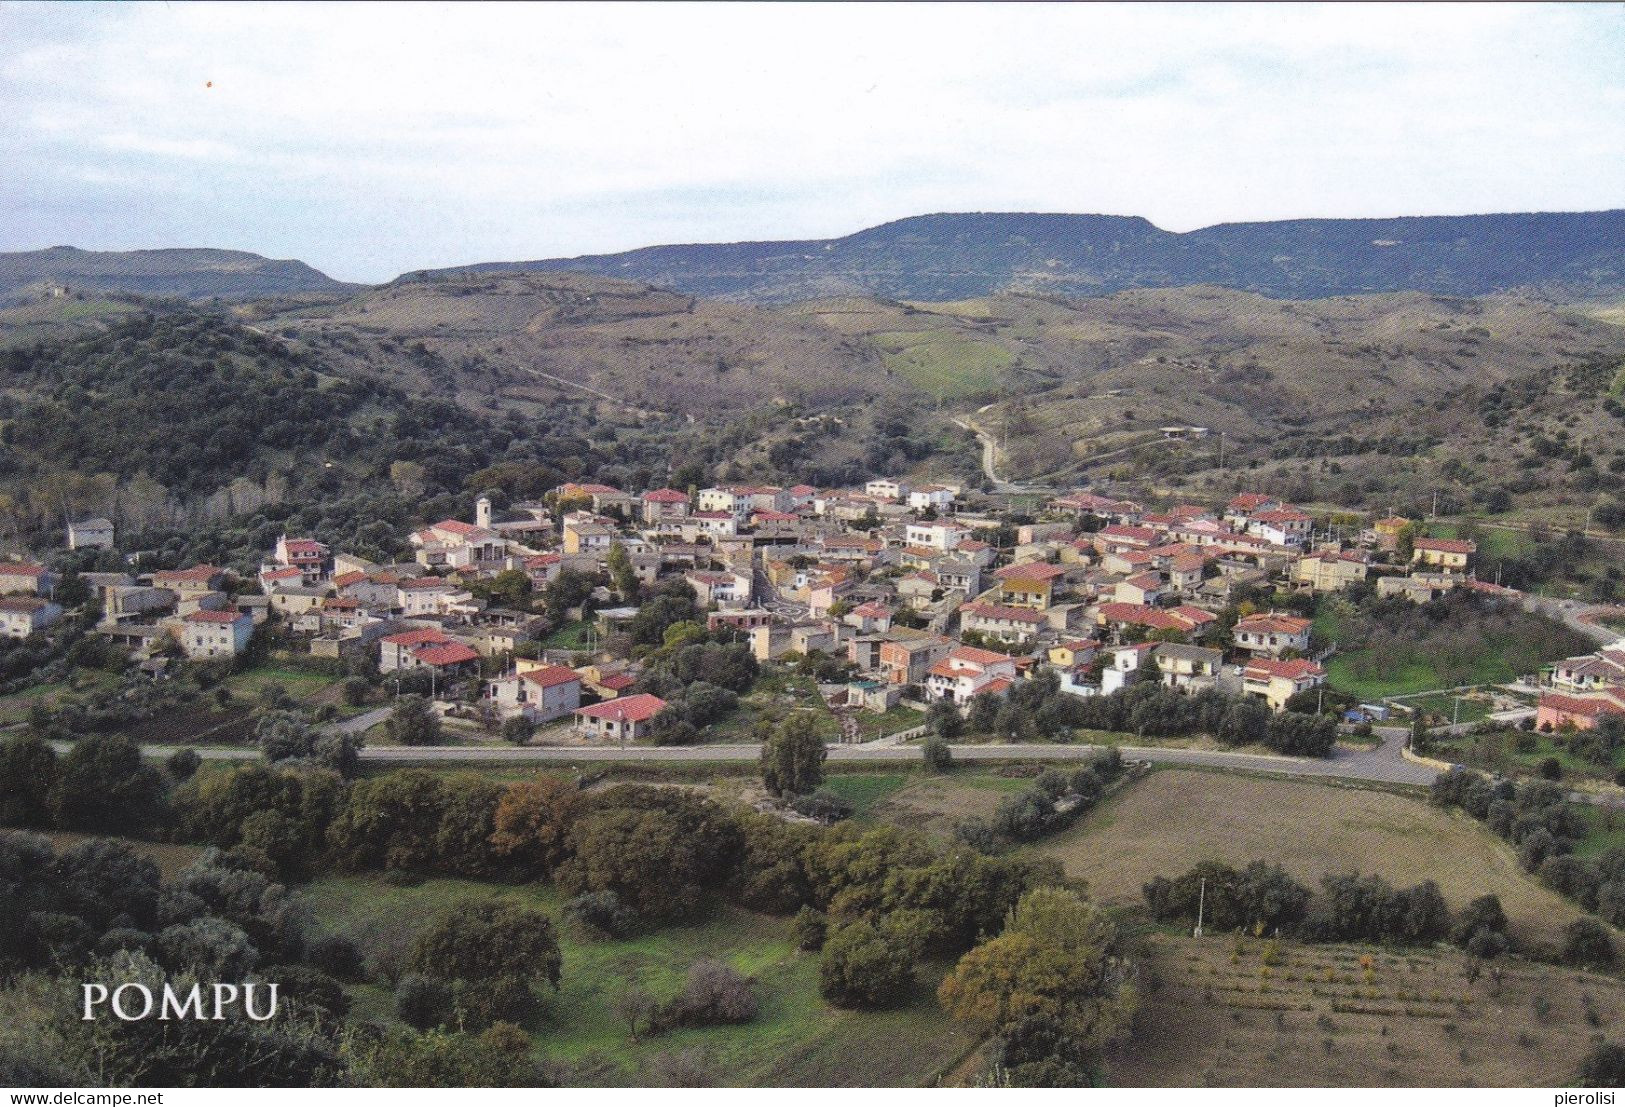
top-left (2, 2), bottom-right (1622, 282)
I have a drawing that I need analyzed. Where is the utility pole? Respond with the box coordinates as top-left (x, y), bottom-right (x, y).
top-left (1194, 876), bottom-right (1206, 939)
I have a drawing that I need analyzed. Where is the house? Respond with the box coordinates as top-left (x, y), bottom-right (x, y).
top-left (1223, 494), bottom-right (1283, 529)
top-left (412, 519), bottom-right (506, 567)
top-left (1113, 570), bottom-right (1165, 606)
top-left (995, 561), bottom-right (1067, 609)
top-left (179, 608), bottom-right (254, 659)
top-left (877, 633), bottom-right (955, 686)
top-left (640, 488), bottom-right (690, 524)
top-left (484, 664), bottom-right (582, 723)
top-left (907, 485), bottom-right (956, 512)
top-left (1412, 537), bottom-right (1476, 571)
top-left (0, 596), bottom-right (62, 639)
top-left (1292, 548), bottom-right (1370, 593)
top-left (1242, 658), bottom-right (1326, 711)
top-left (561, 514), bottom-right (618, 554)
top-left (378, 628), bottom-right (480, 674)
top-left (904, 521), bottom-right (972, 552)
top-left (926, 646), bottom-right (1019, 705)
top-left (1245, 509), bottom-right (1312, 549)
top-left (68, 517), bottom-right (115, 550)
top-left (844, 601), bottom-right (894, 634)
top-left (1150, 643), bottom-right (1223, 690)
top-left (1050, 492), bottom-right (1142, 524)
top-left (865, 478), bottom-right (909, 501)
top-left (959, 601), bottom-right (1044, 645)
top-left (575, 693), bottom-right (667, 742)
top-left (687, 570), bottom-right (752, 608)
top-left (749, 620), bottom-right (839, 661)
top-left (1048, 639), bottom-right (1098, 670)
top-left (1371, 516), bottom-right (1412, 552)
top-left (274, 536), bottom-right (330, 581)
top-left (259, 565), bottom-right (306, 592)
top-left (397, 576), bottom-right (477, 618)
top-left (0, 562), bottom-right (51, 596)
top-left (1536, 689), bottom-right (1625, 732)
top-left (1102, 642), bottom-right (1158, 693)
top-left (1549, 643), bottom-right (1625, 693)
top-left (152, 565), bottom-right (225, 596)
top-left (1376, 572), bottom-right (1461, 604)
top-left (1232, 612), bottom-right (1313, 657)
top-left (687, 511), bottom-right (739, 540)
top-left (268, 585), bottom-right (330, 617)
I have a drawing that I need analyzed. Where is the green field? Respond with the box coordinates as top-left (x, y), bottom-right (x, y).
top-left (541, 619), bottom-right (596, 651)
top-left (303, 875), bottom-right (973, 1086)
top-left (870, 329), bottom-right (1014, 399)
top-left (223, 662), bottom-right (343, 704)
top-left (817, 773), bottom-right (910, 817)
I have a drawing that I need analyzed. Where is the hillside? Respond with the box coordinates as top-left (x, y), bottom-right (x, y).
top-left (0, 245), bottom-right (355, 305)
top-left (264, 270), bottom-right (897, 418)
top-left (404, 209), bottom-right (1625, 304)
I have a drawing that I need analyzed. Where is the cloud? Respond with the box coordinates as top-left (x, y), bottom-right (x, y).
top-left (0, 1), bottom-right (1621, 281)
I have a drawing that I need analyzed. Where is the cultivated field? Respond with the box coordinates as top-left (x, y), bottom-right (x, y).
top-left (1034, 770), bottom-right (1587, 945)
top-left (1113, 932), bottom-right (1625, 1086)
top-left (304, 875), bottom-right (975, 1087)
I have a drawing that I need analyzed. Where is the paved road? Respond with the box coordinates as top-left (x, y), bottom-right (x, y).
top-left (109, 727), bottom-right (1438, 786)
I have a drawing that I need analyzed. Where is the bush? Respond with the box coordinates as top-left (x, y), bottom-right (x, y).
top-left (818, 918), bottom-right (917, 1009)
top-left (562, 890), bottom-right (637, 939)
top-left (395, 973), bottom-right (452, 1030)
top-left (786, 790), bottom-right (853, 824)
top-left (922, 735), bottom-right (953, 771)
top-left (1560, 918), bottom-right (1616, 968)
top-left (1540, 757), bottom-right (1562, 781)
top-left (662, 959), bottom-right (757, 1027)
top-left (793, 906), bottom-right (827, 951)
top-left (165, 747), bottom-right (202, 782)
top-left (1580, 1041), bottom-right (1625, 1085)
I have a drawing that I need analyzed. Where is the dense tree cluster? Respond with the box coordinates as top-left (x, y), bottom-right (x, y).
top-left (1144, 859), bottom-right (1468, 949)
top-left (954, 751), bottom-right (1124, 850)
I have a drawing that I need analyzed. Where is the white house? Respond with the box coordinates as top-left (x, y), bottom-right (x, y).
top-left (904, 521), bottom-right (973, 552)
top-left (179, 608), bottom-right (253, 659)
top-left (907, 485), bottom-right (956, 512)
top-left (484, 664), bottom-right (582, 723)
top-left (67, 518), bottom-right (115, 551)
top-left (925, 646), bottom-right (1018, 706)
top-left (0, 596), bottom-right (62, 639)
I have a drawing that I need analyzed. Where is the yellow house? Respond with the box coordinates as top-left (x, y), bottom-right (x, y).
top-left (1411, 537), bottom-right (1475, 571)
top-left (993, 561), bottom-right (1067, 610)
top-left (1048, 639), bottom-right (1097, 668)
top-left (1372, 516), bottom-right (1411, 552)
top-left (1292, 549), bottom-right (1370, 593)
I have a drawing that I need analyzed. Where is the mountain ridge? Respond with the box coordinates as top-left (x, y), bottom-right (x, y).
top-left (399, 208), bottom-right (1625, 304)
top-left (0, 245), bottom-right (357, 304)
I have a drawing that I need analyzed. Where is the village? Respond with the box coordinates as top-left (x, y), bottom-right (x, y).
top-left (2, 475), bottom-right (1617, 753)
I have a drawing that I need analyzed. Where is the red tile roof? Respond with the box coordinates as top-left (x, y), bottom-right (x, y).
top-left (1244, 658), bottom-right (1325, 681)
top-left (995, 562), bottom-right (1067, 581)
top-left (413, 642), bottom-right (480, 667)
top-left (184, 609), bottom-right (246, 624)
top-left (521, 664), bottom-right (581, 689)
top-left (576, 693), bottom-right (666, 723)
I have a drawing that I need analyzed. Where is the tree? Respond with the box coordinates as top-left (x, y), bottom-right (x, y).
top-left (818, 918), bottom-right (918, 1009)
top-left (922, 735), bottom-right (953, 772)
top-left (0, 733), bottom-right (58, 827)
top-left (1561, 918), bottom-right (1616, 968)
top-left (487, 776), bottom-right (586, 880)
top-left (605, 542), bottom-right (640, 604)
top-left (925, 698), bottom-right (963, 739)
top-left (387, 695), bottom-right (442, 746)
top-left (47, 734), bottom-right (166, 834)
top-left (557, 789), bottom-right (741, 921)
top-left (165, 747), bottom-right (202, 782)
top-left (663, 958), bottom-right (758, 1027)
top-left (499, 716), bottom-right (534, 746)
top-left (257, 711), bottom-right (321, 763)
top-left (405, 899), bottom-right (562, 1029)
top-left (966, 693), bottom-right (1000, 735)
top-left (759, 713), bottom-right (827, 797)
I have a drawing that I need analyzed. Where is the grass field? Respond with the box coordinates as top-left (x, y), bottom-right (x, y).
top-left (223, 663), bottom-right (343, 705)
top-left (870, 329), bottom-right (1014, 399)
top-left (303, 875), bottom-right (974, 1086)
top-left (541, 619), bottom-right (596, 651)
top-left (1030, 769), bottom-right (1587, 945)
top-left (1110, 932), bottom-right (1625, 1087)
top-left (41, 832), bottom-right (205, 881)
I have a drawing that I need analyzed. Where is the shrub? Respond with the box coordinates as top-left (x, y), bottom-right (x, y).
top-left (662, 959), bottom-right (757, 1027)
top-left (395, 973), bottom-right (452, 1030)
top-left (818, 918), bottom-right (917, 1009)
top-left (165, 748), bottom-right (202, 782)
top-left (1560, 918), bottom-right (1616, 969)
top-left (562, 890), bottom-right (637, 939)
top-left (793, 906), bottom-right (827, 952)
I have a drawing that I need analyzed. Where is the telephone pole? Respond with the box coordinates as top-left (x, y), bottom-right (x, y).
top-left (1193, 876), bottom-right (1207, 938)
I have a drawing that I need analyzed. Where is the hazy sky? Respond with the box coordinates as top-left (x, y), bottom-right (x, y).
top-left (2, 2), bottom-right (1622, 282)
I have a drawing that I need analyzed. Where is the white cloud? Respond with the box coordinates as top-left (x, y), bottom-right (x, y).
top-left (0, 1), bottom-right (1620, 280)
